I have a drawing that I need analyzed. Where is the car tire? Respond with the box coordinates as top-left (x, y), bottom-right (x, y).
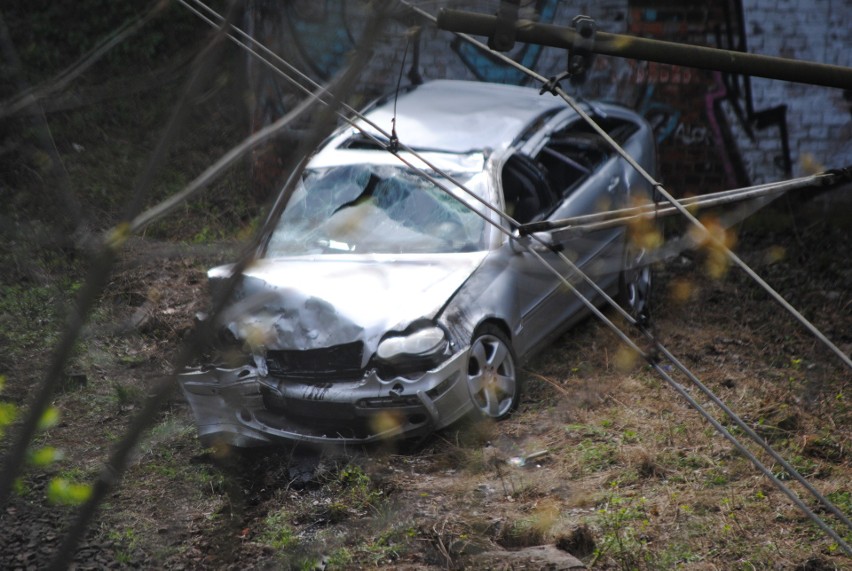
top-left (618, 236), bottom-right (653, 326)
top-left (465, 325), bottom-right (519, 420)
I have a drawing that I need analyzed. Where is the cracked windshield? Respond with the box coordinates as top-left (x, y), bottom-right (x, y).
top-left (267, 164), bottom-right (488, 255)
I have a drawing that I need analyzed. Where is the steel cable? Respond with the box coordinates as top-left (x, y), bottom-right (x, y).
top-left (405, 1), bottom-right (852, 372)
top-left (401, 0), bottom-right (852, 537)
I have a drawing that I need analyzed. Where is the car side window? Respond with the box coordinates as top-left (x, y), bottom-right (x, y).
top-left (536, 130), bottom-right (608, 200)
top-left (501, 154), bottom-right (556, 224)
top-left (535, 117), bottom-right (640, 200)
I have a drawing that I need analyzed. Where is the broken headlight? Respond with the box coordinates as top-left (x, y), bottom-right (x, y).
top-left (375, 325), bottom-right (448, 369)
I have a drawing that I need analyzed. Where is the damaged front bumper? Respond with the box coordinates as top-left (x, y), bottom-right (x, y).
top-left (179, 348), bottom-right (473, 447)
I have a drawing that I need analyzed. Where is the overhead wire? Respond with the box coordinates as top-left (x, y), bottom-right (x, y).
top-left (400, 0), bottom-right (852, 538)
top-left (521, 170), bottom-right (847, 234)
top-left (179, 0), bottom-right (852, 552)
top-left (548, 84), bottom-right (852, 373)
top-left (404, 0), bottom-right (852, 371)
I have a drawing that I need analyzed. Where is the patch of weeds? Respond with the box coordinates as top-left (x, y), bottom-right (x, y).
top-left (338, 464), bottom-right (383, 514)
top-left (308, 463), bottom-right (386, 524)
top-left (111, 380), bottom-right (144, 408)
top-left (626, 448), bottom-right (667, 479)
top-left (509, 476), bottom-right (546, 501)
top-left (577, 439), bottom-right (617, 472)
top-left (363, 537), bottom-right (400, 566)
top-left (431, 438), bottom-right (488, 473)
top-left (825, 490), bottom-right (851, 514)
top-left (260, 509), bottom-right (299, 550)
top-left (801, 434), bottom-right (846, 463)
top-left (353, 527), bottom-right (406, 567)
top-left (145, 415), bottom-right (195, 448)
top-left (621, 428), bottom-right (639, 443)
top-left (678, 452), bottom-right (712, 470)
top-left (776, 454), bottom-right (823, 480)
top-left (193, 464), bottom-right (226, 495)
top-left (662, 422), bottom-right (688, 445)
top-left (822, 490), bottom-right (852, 546)
top-left (103, 429), bottom-right (122, 443)
top-left (107, 528), bottom-right (138, 565)
top-left (461, 447), bottom-right (489, 473)
top-left (705, 467), bottom-right (729, 487)
top-left (191, 225), bottom-right (222, 245)
top-left (590, 490), bottom-right (653, 570)
top-left (606, 468), bottom-right (640, 488)
top-left (149, 463), bottom-right (178, 478)
top-left (564, 423), bottom-right (608, 439)
top-left (118, 352), bottom-right (148, 368)
top-left (496, 503), bottom-right (559, 549)
top-left (325, 547), bottom-right (353, 567)
top-left (0, 283), bottom-right (65, 358)
top-left (323, 500), bottom-right (350, 524)
top-left (655, 541), bottom-right (701, 567)
top-left (496, 518), bottom-right (546, 548)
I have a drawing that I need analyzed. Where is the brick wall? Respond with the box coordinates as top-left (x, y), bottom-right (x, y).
top-left (742, 0), bottom-right (851, 181)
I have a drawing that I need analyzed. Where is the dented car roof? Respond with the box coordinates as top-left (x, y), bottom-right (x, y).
top-left (319, 79), bottom-right (571, 156)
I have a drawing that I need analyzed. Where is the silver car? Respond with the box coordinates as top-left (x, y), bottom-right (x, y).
top-left (180, 80), bottom-right (656, 447)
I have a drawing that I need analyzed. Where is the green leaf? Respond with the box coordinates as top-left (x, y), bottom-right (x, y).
top-left (38, 406), bottom-right (60, 431)
top-left (0, 375), bottom-right (6, 394)
top-left (0, 402), bottom-right (18, 426)
top-left (47, 477), bottom-right (92, 506)
top-left (30, 446), bottom-right (62, 466)
top-left (13, 478), bottom-right (26, 496)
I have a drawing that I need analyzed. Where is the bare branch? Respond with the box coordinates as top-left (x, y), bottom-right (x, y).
top-left (0, 2), bottom-right (234, 509)
top-left (0, 0), bottom-right (168, 120)
top-left (44, 3), bottom-right (395, 566)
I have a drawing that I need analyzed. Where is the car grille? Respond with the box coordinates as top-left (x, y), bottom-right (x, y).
top-left (266, 341), bottom-right (364, 381)
top-left (256, 395), bottom-right (430, 440)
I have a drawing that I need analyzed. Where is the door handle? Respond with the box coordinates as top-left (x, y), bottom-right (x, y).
top-left (607, 176), bottom-right (620, 193)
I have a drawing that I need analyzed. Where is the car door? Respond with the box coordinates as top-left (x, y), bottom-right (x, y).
top-left (507, 122), bottom-right (631, 357)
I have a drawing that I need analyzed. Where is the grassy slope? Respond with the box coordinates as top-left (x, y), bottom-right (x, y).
top-left (12, 201), bottom-right (845, 570)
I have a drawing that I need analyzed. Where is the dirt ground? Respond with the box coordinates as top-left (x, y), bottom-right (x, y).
top-left (1, 190), bottom-right (850, 569)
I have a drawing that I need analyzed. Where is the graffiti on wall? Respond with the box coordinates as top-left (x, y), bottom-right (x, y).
top-left (276, 0), bottom-right (563, 87)
top-left (450, 0), bottom-right (559, 85)
top-left (714, 0), bottom-right (791, 179)
top-left (282, 0), bottom-right (367, 80)
top-left (634, 84), bottom-right (681, 145)
top-left (627, 0), bottom-right (791, 190)
top-left (246, 0), bottom-right (797, 194)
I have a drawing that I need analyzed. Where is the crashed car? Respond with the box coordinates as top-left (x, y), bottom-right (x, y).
top-left (180, 79), bottom-right (656, 447)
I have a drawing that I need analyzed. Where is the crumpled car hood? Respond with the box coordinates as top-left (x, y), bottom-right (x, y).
top-left (211, 252), bottom-right (488, 359)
